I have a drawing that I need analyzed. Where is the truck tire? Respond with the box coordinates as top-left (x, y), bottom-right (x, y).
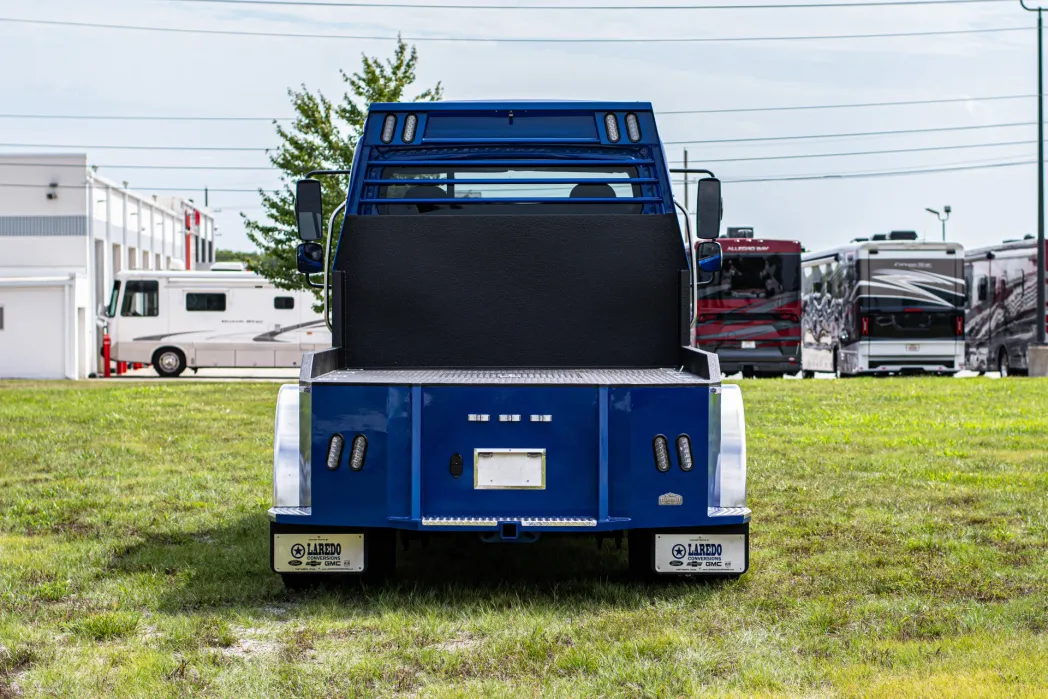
top-left (152, 347), bottom-right (186, 378)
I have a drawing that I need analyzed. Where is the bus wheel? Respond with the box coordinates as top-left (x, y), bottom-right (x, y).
top-left (152, 348), bottom-right (186, 378)
top-left (999, 349), bottom-right (1010, 378)
top-left (801, 370), bottom-right (815, 379)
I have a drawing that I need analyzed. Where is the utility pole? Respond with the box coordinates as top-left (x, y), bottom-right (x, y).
top-left (1021, 0), bottom-right (1048, 373)
top-left (683, 149), bottom-right (689, 210)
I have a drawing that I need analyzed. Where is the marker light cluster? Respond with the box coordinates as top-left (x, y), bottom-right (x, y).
top-left (402, 114), bottom-right (418, 143)
top-left (326, 434), bottom-right (344, 471)
top-left (349, 434), bottom-right (368, 471)
top-left (625, 113), bottom-right (642, 142)
top-left (653, 435), bottom-right (671, 472)
top-left (604, 113), bottom-right (621, 143)
top-left (677, 434), bottom-right (694, 472)
top-left (380, 114), bottom-right (397, 143)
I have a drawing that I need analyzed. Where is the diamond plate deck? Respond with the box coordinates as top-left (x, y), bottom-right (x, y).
top-left (311, 368), bottom-right (713, 386)
top-left (268, 506), bottom-right (311, 520)
top-left (707, 507), bottom-right (751, 519)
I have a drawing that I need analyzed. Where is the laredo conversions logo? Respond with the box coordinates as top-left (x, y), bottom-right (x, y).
top-left (287, 541), bottom-right (343, 568)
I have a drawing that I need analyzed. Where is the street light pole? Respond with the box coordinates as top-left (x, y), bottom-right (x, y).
top-left (925, 206), bottom-right (951, 241)
top-left (1021, 0), bottom-right (1046, 348)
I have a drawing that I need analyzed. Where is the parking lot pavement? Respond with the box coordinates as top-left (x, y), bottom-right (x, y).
top-left (104, 367), bottom-right (300, 382)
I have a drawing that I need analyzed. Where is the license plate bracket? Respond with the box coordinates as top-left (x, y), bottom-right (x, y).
top-left (273, 533), bottom-right (364, 573)
top-left (474, 448), bottom-right (546, 490)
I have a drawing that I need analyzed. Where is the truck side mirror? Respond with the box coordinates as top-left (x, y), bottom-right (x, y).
top-left (695, 178), bottom-right (722, 240)
top-left (295, 179), bottom-right (324, 241)
top-left (694, 240), bottom-right (721, 286)
top-left (297, 242), bottom-right (324, 275)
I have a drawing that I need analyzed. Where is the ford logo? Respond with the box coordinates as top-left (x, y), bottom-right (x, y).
top-left (669, 560), bottom-right (684, 567)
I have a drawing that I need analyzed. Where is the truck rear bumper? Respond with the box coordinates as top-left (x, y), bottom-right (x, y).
top-left (268, 506), bottom-right (751, 531)
top-left (713, 346), bottom-right (800, 375)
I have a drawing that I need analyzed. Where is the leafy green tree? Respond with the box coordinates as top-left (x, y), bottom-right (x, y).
top-left (244, 38), bottom-right (442, 305)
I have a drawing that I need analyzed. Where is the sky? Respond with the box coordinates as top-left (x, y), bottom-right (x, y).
top-left (0, 0), bottom-right (1042, 253)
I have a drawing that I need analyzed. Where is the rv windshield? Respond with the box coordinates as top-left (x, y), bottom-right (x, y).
top-left (711, 253), bottom-right (800, 300)
top-left (378, 165), bottom-right (642, 214)
top-left (105, 281), bottom-right (121, 318)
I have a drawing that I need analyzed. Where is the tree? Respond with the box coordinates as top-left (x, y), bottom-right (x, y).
top-left (244, 39), bottom-right (442, 305)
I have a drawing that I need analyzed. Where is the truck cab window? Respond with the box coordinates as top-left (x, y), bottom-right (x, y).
top-left (120, 280), bottom-right (159, 317)
top-left (106, 281), bottom-right (121, 318)
top-left (186, 293), bottom-right (227, 312)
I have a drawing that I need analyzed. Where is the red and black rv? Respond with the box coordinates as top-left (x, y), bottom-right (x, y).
top-left (694, 233), bottom-right (802, 377)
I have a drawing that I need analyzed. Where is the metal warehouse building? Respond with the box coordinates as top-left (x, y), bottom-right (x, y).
top-left (0, 153), bottom-right (215, 379)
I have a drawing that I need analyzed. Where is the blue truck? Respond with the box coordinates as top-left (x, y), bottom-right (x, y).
top-left (269, 101), bottom-right (749, 584)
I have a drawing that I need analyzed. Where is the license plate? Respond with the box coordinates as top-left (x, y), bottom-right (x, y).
top-left (655, 534), bottom-right (746, 573)
top-left (474, 448), bottom-right (546, 490)
top-left (741, 340), bottom-right (756, 349)
top-left (273, 533), bottom-right (364, 573)
top-left (906, 344), bottom-right (920, 352)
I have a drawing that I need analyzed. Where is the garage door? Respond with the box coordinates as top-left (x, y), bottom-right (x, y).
top-left (0, 287), bottom-right (66, 379)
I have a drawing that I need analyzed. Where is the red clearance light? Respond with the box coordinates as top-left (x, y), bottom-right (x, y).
top-left (861, 316), bottom-right (870, 336)
top-left (955, 316), bottom-right (964, 336)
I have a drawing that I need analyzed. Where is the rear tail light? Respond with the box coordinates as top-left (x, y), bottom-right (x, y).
top-left (402, 113), bottom-right (418, 143)
top-left (604, 113), bottom-right (621, 143)
top-left (861, 316), bottom-right (870, 336)
top-left (380, 114), bottom-right (397, 143)
top-left (625, 112), bottom-right (642, 142)
top-left (676, 435), bottom-right (693, 472)
top-left (776, 313), bottom-right (800, 323)
top-left (653, 435), bottom-right (671, 472)
top-left (349, 434), bottom-right (368, 471)
top-left (326, 434), bottom-right (344, 471)
top-left (955, 315), bottom-right (965, 336)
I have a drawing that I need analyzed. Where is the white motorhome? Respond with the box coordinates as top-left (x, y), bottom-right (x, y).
top-left (102, 266), bottom-right (330, 376)
top-left (801, 234), bottom-right (966, 376)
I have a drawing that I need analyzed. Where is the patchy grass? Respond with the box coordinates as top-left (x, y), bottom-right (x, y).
top-left (0, 378), bottom-right (1046, 697)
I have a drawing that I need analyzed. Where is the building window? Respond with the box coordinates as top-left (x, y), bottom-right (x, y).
top-left (186, 293), bottom-right (226, 312)
top-left (274, 296), bottom-right (295, 310)
top-left (121, 280), bottom-right (159, 317)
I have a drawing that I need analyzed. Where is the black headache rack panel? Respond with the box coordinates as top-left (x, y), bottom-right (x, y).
top-left (330, 213), bottom-right (713, 374)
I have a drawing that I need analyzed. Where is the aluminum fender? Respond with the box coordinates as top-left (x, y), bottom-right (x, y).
top-left (273, 384), bottom-right (301, 507)
top-left (717, 384), bottom-right (747, 508)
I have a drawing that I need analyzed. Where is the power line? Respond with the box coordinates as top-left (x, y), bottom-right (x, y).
top-left (0, 142), bottom-right (270, 151)
top-left (659, 93), bottom-right (1034, 115)
top-left (0, 16), bottom-right (1031, 43)
top-left (2, 138), bottom-right (1037, 170)
top-left (723, 158), bottom-right (1034, 183)
top-left (156, 0), bottom-right (1013, 10)
top-left (0, 113), bottom-right (288, 122)
top-left (664, 120), bottom-right (1036, 145)
top-left (0, 93), bottom-right (1032, 122)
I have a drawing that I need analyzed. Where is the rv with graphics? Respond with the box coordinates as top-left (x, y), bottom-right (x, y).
top-left (965, 237), bottom-right (1039, 376)
top-left (801, 233), bottom-right (965, 376)
top-left (694, 234), bottom-right (802, 377)
top-left (103, 268), bottom-right (330, 376)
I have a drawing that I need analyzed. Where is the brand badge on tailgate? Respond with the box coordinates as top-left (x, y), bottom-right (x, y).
top-left (658, 492), bottom-right (683, 506)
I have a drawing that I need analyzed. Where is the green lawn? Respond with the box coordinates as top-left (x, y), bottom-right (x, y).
top-left (1, 378), bottom-right (1046, 698)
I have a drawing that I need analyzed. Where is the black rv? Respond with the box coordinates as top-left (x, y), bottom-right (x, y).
top-left (965, 237), bottom-right (1039, 376)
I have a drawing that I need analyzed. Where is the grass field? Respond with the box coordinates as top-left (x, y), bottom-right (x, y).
top-left (0, 378), bottom-right (1046, 698)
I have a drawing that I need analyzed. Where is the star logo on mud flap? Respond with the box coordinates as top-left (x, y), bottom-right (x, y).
top-left (671, 544), bottom-right (687, 560)
top-left (291, 543), bottom-right (306, 559)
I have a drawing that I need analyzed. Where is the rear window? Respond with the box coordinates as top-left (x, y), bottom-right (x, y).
top-left (711, 254), bottom-right (801, 300)
top-left (867, 311), bottom-right (959, 340)
top-left (186, 293), bottom-right (226, 312)
top-left (377, 165), bottom-right (643, 215)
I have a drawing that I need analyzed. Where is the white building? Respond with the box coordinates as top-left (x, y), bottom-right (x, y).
top-left (0, 153), bottom-right (215, 379)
